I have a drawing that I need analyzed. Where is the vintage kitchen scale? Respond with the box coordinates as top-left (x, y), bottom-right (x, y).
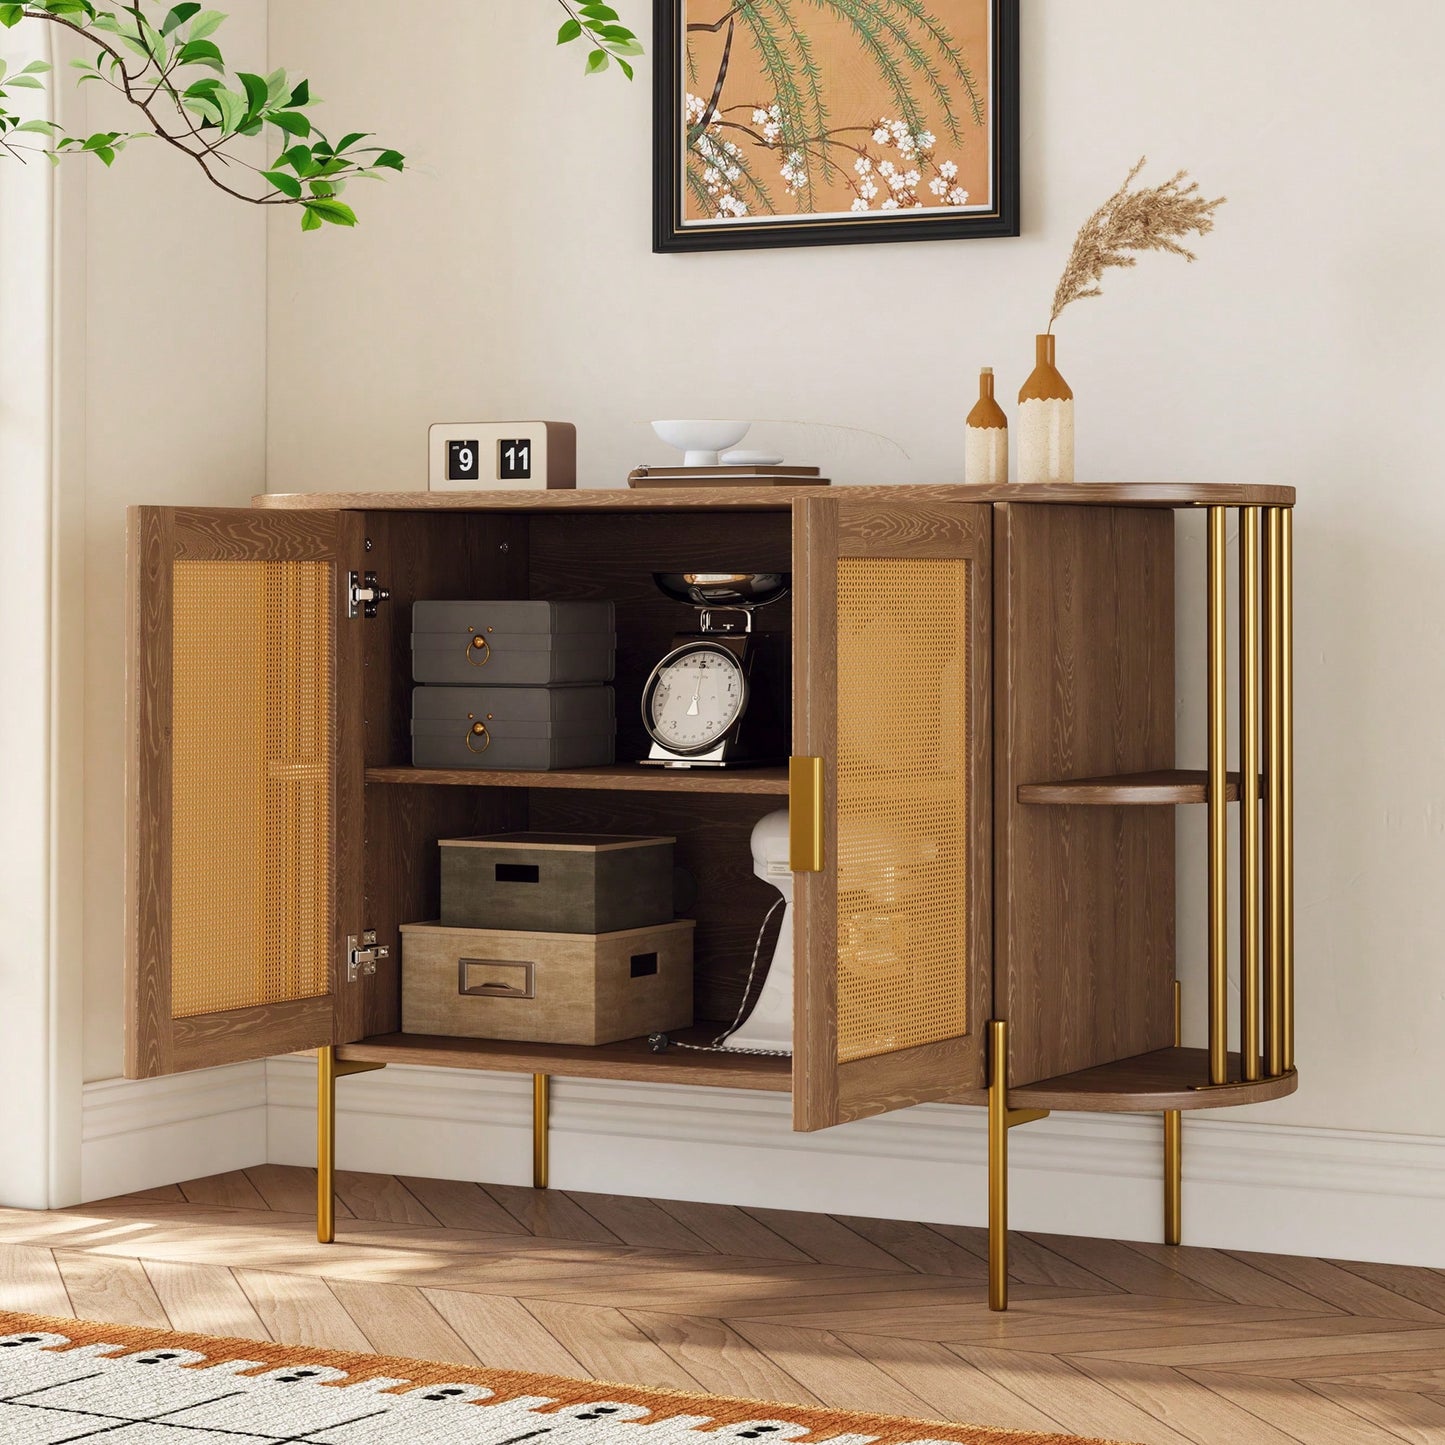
top-left (640, 572), bottom-right (790, 768)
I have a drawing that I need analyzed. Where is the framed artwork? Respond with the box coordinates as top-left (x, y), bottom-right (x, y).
top-left (653, 0), bottom-right (1019, 252)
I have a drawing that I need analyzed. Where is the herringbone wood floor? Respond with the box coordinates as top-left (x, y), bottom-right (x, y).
top-left (0, 1171), bottom-right (1439, 1443)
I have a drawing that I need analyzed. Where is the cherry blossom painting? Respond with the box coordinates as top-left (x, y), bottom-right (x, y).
top-left (653, 0), bottom-right (1018, 250)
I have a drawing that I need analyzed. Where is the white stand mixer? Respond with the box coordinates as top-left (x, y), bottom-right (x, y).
top-left (718, 809), bottom-right (793, 1054)
top-left (648, 808), bottom-right (794, 1056)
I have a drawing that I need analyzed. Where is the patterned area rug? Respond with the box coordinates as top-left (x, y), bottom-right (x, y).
top-left (0, 1311), bottom-right (1130, 1444)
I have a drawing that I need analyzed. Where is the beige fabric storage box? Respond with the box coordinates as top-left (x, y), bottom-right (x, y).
top-left (401, 919), bottom-right (694, 1046)
top-left (439, 832), bottom-right (674, 934)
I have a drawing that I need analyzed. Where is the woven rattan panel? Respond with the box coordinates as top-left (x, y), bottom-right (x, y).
top-left (835, 557), bottom-right (970, 1063)
top-left (170, 560), bottom-right (334, 1020)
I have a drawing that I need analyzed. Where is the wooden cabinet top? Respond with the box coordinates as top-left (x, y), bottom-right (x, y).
top-left (253, 482), bottom-right (1295, 512)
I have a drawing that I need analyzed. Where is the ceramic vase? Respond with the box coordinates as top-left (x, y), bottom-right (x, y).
top-left (1017, 333), bottom-right (1075, 484)
top-left (965, 367), bottom-right (1009, 485)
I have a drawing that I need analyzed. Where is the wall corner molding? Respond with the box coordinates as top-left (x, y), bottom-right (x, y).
top-left (76, 1056), bottom-right (1445, 1270)
top-left (80, 1064), bottom-right (267, 1203)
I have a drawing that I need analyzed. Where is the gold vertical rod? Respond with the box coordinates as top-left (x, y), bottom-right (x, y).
top-left (1207, 507), bottom-right (1230, 1086)
top-left (988, 1019), bottom-right (1009, 1312)
top-left (317, 1046), bottom-right (336, 1244)
top-left (1281, 509), bottom-right (1295, 1071)
top-left (533, 1073), bottom-right (551, 1190)
top-left (1164, 981), bottom-right (1182, 1245)
top-left (1265, 510), bottom-right (1286, 1077)
top-left (1238, 508), bottom-right (1263, 1082)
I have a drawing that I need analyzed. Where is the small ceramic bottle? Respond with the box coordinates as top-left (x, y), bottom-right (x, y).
top-left (965, 367), bottom-right (1009, 485)
top-left (1017, 333), bottom-right (1075, 484)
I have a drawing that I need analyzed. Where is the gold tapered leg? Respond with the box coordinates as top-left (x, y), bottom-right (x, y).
top-left (988, 1021), bottom-right (1009, 1311)
top-left (1164, 1110), bottom-right (1182, 1246)
top-left (316, 1051), bottom-right (384, 1245)
top-left (1165, 979), bottom-right (1182, 1245)
top-left (317, 1047), bottom-right (336, 1244)
top-left (988, 1020), bottom-right (1048, 1312)
top-left (533, 1073), bottom-right (550, 1190)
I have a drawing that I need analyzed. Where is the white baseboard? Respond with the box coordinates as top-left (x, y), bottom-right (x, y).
top-left (79, 1059), bottom-right (1445, 1268)
top-left (263, 1058), bottom-right (1445, 1268)
top-left (80, 1063), bottom-right (267, 1202)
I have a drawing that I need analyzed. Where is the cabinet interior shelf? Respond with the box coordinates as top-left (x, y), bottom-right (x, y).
top-left (364, 764), bottom-right (791, 796)
top-left (1018, 769), bottom-right (1248, 806)
top-left (333, 1035), bottom-right (1295, 1113)
top-left (335, 1027), bottom-right (792, 1092)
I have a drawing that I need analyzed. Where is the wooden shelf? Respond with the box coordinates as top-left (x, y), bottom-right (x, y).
top-left (335, 1026), bottom-right (792, 1092)
top-left (1018, 769), bottom-right (1244, 806)
top-left (364, 764), bottom-right (790, 796)
top-left (1008, 1047), bottom-right (1298, 1113)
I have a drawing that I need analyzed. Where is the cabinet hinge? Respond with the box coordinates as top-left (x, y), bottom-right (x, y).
top-left (347, 930), bottom-right (390, 983)
top-left (347, 570), bottom-right (391, 619)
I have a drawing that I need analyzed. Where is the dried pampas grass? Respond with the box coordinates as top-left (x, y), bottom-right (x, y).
top-left (1049, 158), bottom-right (1226, 330)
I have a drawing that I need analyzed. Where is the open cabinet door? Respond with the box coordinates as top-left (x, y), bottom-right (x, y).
top-left (125, 507), bottom-right (364, 1079)
top-left (792, 494), bottom-right (992, 1130)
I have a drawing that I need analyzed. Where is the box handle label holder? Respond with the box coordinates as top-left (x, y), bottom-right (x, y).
top-left (459, 958), bottom-right (535, 999)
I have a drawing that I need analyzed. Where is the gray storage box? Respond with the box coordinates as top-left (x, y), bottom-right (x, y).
top-left (412, 600), bottom-right (615, 686)
top-left (440, 832), bottom-right (675, 933)
top-left (412, 685), bottom-right (615, 770)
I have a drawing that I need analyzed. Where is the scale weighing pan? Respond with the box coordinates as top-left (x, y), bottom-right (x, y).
top-left (653, 572), bottom-right (790, 609)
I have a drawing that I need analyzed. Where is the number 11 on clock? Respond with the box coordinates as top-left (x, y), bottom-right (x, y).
top-left (499, 439), bottom-right (531, 480)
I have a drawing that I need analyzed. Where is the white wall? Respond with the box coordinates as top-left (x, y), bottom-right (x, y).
top-left (265, 0), bottom-right (1445, 1143)
top-left (75, 4), bottom-right (270, 1085)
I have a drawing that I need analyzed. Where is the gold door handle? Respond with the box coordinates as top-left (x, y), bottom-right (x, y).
top-left (466, 633), bottom-right (491, 666)
top-left (789, 756), bottom-right (824, 872)
top-left (465, 721), bottom-right (491, 754)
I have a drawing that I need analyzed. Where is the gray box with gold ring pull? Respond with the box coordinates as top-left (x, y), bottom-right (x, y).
top-left (412, 600), bottom-right (615, 686)
top-left (411, 684), bottom-right (616, 770)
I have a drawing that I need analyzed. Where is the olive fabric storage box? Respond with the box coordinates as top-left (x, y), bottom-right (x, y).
top-left (412, 600), bottom-right (615, 686)
top-left (440, 832), bottom-right (674, 934)
top-left (412, 685), bottom-right (615, 770)
top-left (400, 918), bottom-right (695, 1046)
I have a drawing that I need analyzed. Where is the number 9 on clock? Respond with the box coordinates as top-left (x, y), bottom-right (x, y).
top-left (447, 440), bottom-right (479, 482)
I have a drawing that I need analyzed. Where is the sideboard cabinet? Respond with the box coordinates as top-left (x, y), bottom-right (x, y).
top-left (124, 483), bottom-right (1297, 1309)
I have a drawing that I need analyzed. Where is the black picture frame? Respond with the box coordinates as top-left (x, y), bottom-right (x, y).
top-left (653, 0), bottom-right (1019, 253)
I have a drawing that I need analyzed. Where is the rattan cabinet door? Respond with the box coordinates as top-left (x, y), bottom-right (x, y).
top-left (791, 495), bottom-right (992, 1131)
top-left (125, 507), bottom-right (364, 1079)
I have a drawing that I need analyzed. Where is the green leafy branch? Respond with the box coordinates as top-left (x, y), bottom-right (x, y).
top-left (0, 0), bottom-right (405, 228)
top-left (2, 0), bottom-right (643, 229)
top-left (553, 0), bottom-right (643, 79)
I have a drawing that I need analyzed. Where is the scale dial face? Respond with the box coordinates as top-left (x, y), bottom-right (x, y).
top-left (644, 642), bottom-right (748, 755)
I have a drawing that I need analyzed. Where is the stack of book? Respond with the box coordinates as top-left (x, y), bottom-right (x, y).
top-left (627, 464), bottom-right (830, 489)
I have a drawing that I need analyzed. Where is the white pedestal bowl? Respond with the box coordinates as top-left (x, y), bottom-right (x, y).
top-left (652, 420), bottom-right (751, 467)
